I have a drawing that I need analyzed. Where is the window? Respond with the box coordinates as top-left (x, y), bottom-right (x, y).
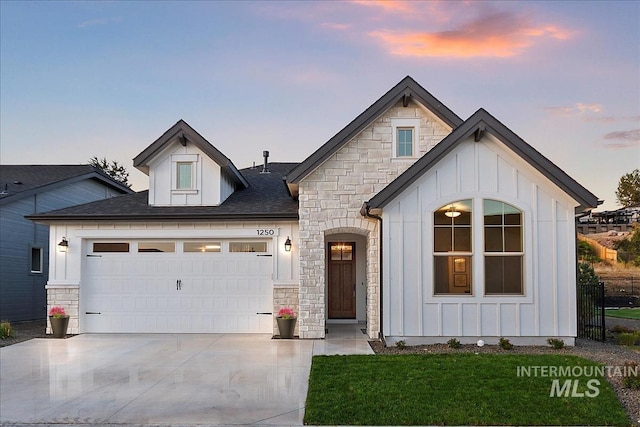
top-left (93, 242), bottom-right (130, 253)
top-left (484, 200), bottom-right (523, 295)
top-left (177, 162), bottom-right (193, 189)
top-left (30, 247), bottom-right (43, 273)
top-left (391, 118), bottom-right (420, 158)
top-left (433, 200), bottom-right (472, 294)
top-left (138, 242), bottom-right (175, 253)
top-left (184, 242), bottom-right (221, 253)
top-left (229, 241), bottom-right (267, 253)
top-left (396, 128), bottom-right (413, 157)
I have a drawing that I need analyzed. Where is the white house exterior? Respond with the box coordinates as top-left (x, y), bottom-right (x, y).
top-left (31, 77), bottom-right (599, 344)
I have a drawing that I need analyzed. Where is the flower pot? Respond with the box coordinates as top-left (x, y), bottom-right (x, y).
top-left (49, 316), bottom-right (69, 338)
top-left (277, 317), bottom-right (297, 339)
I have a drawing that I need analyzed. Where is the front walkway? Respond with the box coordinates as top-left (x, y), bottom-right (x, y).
top-left (0, 326), bottom-right (374, 426)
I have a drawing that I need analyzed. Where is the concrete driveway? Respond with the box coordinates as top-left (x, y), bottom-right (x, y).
top-left (0, 325), bottom-right (372, 426)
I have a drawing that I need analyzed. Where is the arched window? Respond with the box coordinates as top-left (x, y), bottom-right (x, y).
top-left (433, 199), bottom-right (524, 296)
top-left (433, 199), bottom-right (472, 294)
top-left (484, 200), bottom-right (523, 295)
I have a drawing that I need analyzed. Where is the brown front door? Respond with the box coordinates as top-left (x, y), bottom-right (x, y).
top-left (328, 242), bottom-right (356, 319)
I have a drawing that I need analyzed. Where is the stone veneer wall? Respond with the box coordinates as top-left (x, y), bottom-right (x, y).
top-left (46, 285), bottom-right (79, 334)
top-left (297, 100), bottom-right (451, 339)
top-left (273, 286), bottom-right (300, 336)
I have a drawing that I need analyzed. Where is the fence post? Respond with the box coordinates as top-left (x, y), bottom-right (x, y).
top-left (599, 281), bottom-right (605, 342)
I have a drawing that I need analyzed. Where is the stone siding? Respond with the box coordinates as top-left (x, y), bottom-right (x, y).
top-left (273, 286), bottom-right (300, 336)
top-left (298, 100), bottom-right (451, 339)
top-left (46, 285), bottom-right (79, 334)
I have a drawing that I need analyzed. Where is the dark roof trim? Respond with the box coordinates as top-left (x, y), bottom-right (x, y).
top-left (27, 213), bottom-right (299, 222)
top-left (285, 76), bottom-right (463, 184)
top-left (366, 108), bottom-right (599, 212)
top-left (0, 170), bottom-right (132, 206)
top-left (133, 119), bottom-right (249, 189)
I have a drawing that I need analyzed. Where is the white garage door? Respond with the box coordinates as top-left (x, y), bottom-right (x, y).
top-left (82, 240), bottom-right (273, 333)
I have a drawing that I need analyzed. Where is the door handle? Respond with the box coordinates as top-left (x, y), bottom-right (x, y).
top-left (176, 279), bottom-right (182, 290)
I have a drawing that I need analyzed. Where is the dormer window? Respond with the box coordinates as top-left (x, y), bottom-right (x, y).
top-left (171, 154), bottom-right (199, 194)
top-left (177, 162), bottom-right (193, 189)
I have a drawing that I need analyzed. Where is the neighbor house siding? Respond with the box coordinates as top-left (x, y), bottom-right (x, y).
top-left (0, 179), bottom-right (125, 322)
top-left (297, 100), bottom-right (452, 339)
top-left (382, 133), bottom-right (579, 345)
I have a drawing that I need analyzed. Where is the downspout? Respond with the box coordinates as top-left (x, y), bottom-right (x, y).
top-left (360, 201), bottom-right (386, 347)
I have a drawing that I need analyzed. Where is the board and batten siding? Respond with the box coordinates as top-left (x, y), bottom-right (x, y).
top-left (382, 133), bottom-right (579, 345)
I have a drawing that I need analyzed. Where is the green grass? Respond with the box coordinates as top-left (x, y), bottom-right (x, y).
top-left (605, 308), bottom-right (640, 320)
top-left (304, 354), bottom-right (630, 426)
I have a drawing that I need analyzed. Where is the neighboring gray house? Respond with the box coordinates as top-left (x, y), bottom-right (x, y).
top-left (0, 165), bottom-right (132, 322)
top-left (31, 77), bottom-right (599, 345)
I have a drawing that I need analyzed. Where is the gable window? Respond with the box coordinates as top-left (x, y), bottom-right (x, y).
top-left (391, 118), bottom-right (420, 159)
top-left (176, 162), bottom-right (193, 189)
top-left (433, 200), bottom-right (472, 294)
top-left (484, 200), bottom-right (523, 295)
top-left (30, 247), bottom-right (43, 273)
top-left (397, 128), bottom-right (413, 157)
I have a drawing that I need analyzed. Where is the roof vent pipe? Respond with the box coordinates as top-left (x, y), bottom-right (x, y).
top-left (261, 150), bottom-right (270, 174)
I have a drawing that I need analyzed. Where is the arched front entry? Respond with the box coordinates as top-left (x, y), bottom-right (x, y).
top-left (324, 225), bottom-right (379, 339)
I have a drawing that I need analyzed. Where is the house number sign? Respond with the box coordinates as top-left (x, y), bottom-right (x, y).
top-left (257, 229), bottom-right (275, 236)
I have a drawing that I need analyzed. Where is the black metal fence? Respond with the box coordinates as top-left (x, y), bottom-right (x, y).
top-left (577, 282), bottom-right (605, 341)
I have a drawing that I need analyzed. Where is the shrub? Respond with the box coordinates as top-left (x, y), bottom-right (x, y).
top-left (617, 332), bottom-right (639, 346)
top-left (0, 320), bottom-right (13, 339)
top-left (547, 338), bottom-right (565, 349)
top-left (578, 262), bottom-right (599, 285)
top-left (499, 337), bottom-right (513, 350)
top-left (611, 325), bottom-right (635, 334)
top-left (447, 338), bottom-right (461, 349)
top-left (395, 340), bottom-right (406, 350)
top-left (622, 361), bottom-right (640, 389)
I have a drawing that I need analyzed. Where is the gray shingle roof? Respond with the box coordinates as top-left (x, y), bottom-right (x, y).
top-left (0, 165), bottom-right (132, 204)
top-left (28, 163), bottom-right (299, 221)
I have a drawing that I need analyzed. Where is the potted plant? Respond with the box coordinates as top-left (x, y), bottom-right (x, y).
top-left (49, 306), bottom-right (69, 338)
top-left (276, 307), bottom-right (297, 339)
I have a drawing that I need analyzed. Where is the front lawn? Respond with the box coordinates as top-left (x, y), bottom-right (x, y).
top-left (304, 354), bottom-right (629, 426)
top-left (606, 308), bottom-right (640, 320)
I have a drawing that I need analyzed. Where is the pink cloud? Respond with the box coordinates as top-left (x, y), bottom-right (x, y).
top-left (320, 22), bottom-right (351, 31)
top-left (544, 103), bottom-right (604, 117)
top-left (368, 10), bottom-right (575, 58)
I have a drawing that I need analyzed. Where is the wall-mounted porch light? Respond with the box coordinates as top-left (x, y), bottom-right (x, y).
top-left (58, 237), bottom-right (69, 252)
top-left (284, 236), bottom-right (292, 252)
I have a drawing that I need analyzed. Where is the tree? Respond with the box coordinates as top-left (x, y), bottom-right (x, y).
top-left (615, 223), bottom-right (640, 266)
top-left (615, 169), bottom-right (640, 208)
top-left (89, 156), bottom-right (131, 188)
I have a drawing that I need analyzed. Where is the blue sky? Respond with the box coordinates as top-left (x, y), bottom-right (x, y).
top-left (1, 0), bottom-right (638, 211)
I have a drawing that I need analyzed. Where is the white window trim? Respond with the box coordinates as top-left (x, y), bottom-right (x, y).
top-left (171, 154), bottom-right (199, 194)
top-left (391, 118), bottom-right (420, 159)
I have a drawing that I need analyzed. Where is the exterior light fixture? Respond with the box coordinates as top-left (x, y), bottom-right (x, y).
top-left (284, 237), bottom-right (292, 252)
top-left (58, 237), bottom-right (69, 252)
top-left (445, 206), bottom-right (461, 218)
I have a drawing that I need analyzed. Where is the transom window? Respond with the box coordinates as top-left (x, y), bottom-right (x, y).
top-left (396, 128), bottom-right (413, 157)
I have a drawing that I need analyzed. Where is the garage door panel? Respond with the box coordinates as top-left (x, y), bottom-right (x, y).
top-left (83, 244), bottom-right (273, 333)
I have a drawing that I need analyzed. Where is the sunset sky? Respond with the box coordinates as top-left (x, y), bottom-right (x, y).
top-left (1, 1), bottom-right (638, 211)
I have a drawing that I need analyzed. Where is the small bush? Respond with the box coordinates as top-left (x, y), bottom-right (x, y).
top-left (622, 361), bottom-right (640, 389)
top-left (617, 332), bottom-right (639, 346)
top-left (499, 337), bottom-right (513, 350)
top-left (547, 338), bottom-right (565, 349)
top-left (395, 340), bottom-right (406, 350)
top-left (447, 338), bottom-right (461, 349)
top-left (611, 325), bottom-right (635, 334)
top-left (0, 320), bottom-right (13, 339)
